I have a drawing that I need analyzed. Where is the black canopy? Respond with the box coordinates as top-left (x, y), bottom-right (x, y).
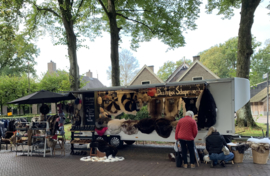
top-left (8, 90), bottom-right (76, 104)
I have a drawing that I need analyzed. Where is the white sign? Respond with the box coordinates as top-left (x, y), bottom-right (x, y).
top-left (263, 73), bottom-right (268, 79)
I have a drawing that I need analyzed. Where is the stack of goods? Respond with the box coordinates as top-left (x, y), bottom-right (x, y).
top-left (247, 138), bottom-right (270, 164)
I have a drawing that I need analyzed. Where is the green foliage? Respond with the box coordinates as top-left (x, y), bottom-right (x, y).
top-left (0, 22), bottom-right (39, 76)
top-left (38, 69), bottom-right (87, 92)
top-left (200, 37), bottom-right (261, 81)
top-left (157, 58), bottom-right (192, 82)
top-left (23, 0), bottom-right (102, 47)
top-left (250, 43), bottom-right (270, 85)
top-left (0, 73), bottom-right (38, 110)
top-left (120, 105), bottom-right (149, 120)
top-left (206, 0), bottom-right (241, 19)
top-left (99, 0), bottom-right (202, 50)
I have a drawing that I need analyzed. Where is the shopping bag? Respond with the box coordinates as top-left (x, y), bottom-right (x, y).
top-left (175, 152), bottom-right (182, 167)
top-left (175, 140), bottom-right (182, 167)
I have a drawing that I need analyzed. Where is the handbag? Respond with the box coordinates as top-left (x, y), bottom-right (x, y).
top-left (222, 146), bottom-right (230, 155)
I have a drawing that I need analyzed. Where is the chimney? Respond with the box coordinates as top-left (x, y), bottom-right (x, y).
top-left (48, 60), bottom-right (56, 73)
top-left (193, 56), bottom-right (200, 62)
top-left (148, 65), bottom-right (154, 72)
top-left (86, 70), bottom-right (92, 78)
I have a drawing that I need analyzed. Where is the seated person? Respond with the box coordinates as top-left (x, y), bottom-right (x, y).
top-left (206, 127), bottom-right (234, 167)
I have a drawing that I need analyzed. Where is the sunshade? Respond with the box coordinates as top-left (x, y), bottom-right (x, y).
top-left (8, 90), bottom-right (76, 104)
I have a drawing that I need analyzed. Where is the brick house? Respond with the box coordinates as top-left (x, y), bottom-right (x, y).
top-left (175, 56), bottom-right (220, 82)
top-left (129, 65), bottom-right (164, 85)
top-left (250, 86), bottom-right (270, 116)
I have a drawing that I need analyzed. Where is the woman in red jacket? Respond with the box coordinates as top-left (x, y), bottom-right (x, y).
top-left (175, 111), bottom-right (198, 169)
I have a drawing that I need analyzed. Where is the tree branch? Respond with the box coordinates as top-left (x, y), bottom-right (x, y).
top-left (116, 13), bottom-right (154, 34)
top-left (34, 4), bottom-right (61, 18)
top-left (98, 0), bottom-right (109, 18)
top-left (116, 9), bottom-right (154, 13)
top-left (74, 0), bottom-right (84, 21)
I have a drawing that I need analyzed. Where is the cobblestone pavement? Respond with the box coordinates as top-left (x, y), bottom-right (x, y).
top-left (1, 144), bottom-right (270, 176)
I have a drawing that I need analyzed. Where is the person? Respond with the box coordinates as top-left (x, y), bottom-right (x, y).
top-left (206, 126), bottom-right (234, 167)
top-left (175, 111), bottom-right (198, 169)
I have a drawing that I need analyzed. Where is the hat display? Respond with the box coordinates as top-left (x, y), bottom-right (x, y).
top-left (40, 104), bottom-right (50, 115)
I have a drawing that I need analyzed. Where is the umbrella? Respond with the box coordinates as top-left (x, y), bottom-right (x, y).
top-left (8, 90), bottom-right (76, 104)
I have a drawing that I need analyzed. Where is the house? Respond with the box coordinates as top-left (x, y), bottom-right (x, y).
top-left (129, 65), bottom-right (164, 85)
top-left (32, 61), bottom-right (105, 114)
top-left (175, 56), bottom-right (220, 82)
top-left (166, 62), bottom-right (189, 83)
top-left (250, 81), bottom-right (268, 98)
top-left (250, 86), bottom-right (270, 116)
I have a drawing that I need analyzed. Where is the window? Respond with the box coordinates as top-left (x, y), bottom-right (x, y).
top-left (142, 81), bottom-right (150, 85)
top-left (192, 77), bottom-right (203, 81)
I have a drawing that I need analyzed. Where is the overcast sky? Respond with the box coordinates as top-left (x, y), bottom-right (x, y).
top-left (34, 1), bottom-right (270, 87)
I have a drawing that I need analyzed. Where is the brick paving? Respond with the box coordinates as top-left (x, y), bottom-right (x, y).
top-left (1, 144), bottom-right (270, 176)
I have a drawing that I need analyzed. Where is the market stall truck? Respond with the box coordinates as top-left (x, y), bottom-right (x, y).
top-left (73, 77), bottom-right (250, 148)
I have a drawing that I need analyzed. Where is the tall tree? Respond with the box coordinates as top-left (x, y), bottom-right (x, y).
top-left (157, 58), bottom-right (192, 82)
top-left (0, 21), bottom-right (38, 76)
top-left (206, 0), bottom-right (262, 127)
top-left (250, 42), bottom-right (270, 85)
top-left (200, 37), bottom-right (261, 80)
top-left (3, 0), bottom-right (102, 91)
top-left (97, 0), bottom-right (201, 86)
top-left (107, 49), bottom-right (140, 86)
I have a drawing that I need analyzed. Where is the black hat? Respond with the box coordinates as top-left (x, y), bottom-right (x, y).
top-left (40, 104), bottom-right (50, 115)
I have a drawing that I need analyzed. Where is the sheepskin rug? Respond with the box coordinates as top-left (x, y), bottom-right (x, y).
top-left (137, 118), bottom-right (156, 134)
top-left (155, 118), bottom-right (172, 138)
top-left (121, 120), bottom-right (138, 135)
top-left (107, 119), bottom-right (125, 135)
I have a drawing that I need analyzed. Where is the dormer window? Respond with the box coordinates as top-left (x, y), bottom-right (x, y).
top-left (192, 77), bottom-right (203, 81)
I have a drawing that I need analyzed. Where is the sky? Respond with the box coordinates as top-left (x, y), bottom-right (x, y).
top-left (34, 1), bottom-right (270, 87)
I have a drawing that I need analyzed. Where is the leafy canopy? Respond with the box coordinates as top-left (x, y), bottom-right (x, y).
top-left (38, 70), bottom-right (87, 92)
top-left (200, 37), bottom-right (262, 83)
top-left (99, 0), bottom-right (202, 50)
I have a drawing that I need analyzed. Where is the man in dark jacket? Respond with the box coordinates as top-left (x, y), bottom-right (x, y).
top-left (206, 129), bottom-right (234, 167)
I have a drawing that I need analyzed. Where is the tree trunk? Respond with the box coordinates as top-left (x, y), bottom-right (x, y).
top-left (236, 0), bottom-right (260, 127)
top-left (58, 0), bottom-right (80, 91)
top-left (108, 0), bottom-right (120, 86)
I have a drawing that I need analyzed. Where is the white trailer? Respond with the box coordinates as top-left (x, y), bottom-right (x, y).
top-left (75, 78), bottom-right (250, 147)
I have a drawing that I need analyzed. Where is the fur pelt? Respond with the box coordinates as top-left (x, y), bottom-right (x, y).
top-left (47, 115), bottom-right (59, 135)
top-left (47, 138), bottom-right (57, 148)
top-left (197, 88), bottom-right (217, 128)
top-left (9, 134), bottom-right (16, 145)
top-left (121, 120), bottom-right (138, 135)
top-left (182, 98), bottom-right (198, 115)
top-left (164, 98), bottom-right (179, 121)
top-left (107, 119), bottom-right (125, 134)
top-left (95, 117), bottom-right (111, 129)
top-left (155, 118), bottom-right (172, 138)
top-left (137, 118), bottom-right (156, 134)
top-left (178, 98), bottom-right (186, 118)
top-left (27, 129), bottom-right (33, 146)
top-left (148, 98), bottom-right (163, 119)
top-left (90, 140), bottom-right (118, 158)
top-left (231, 144), bottom-right (249, 154)
top-left (171, 120), bottom-right (179, 132)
